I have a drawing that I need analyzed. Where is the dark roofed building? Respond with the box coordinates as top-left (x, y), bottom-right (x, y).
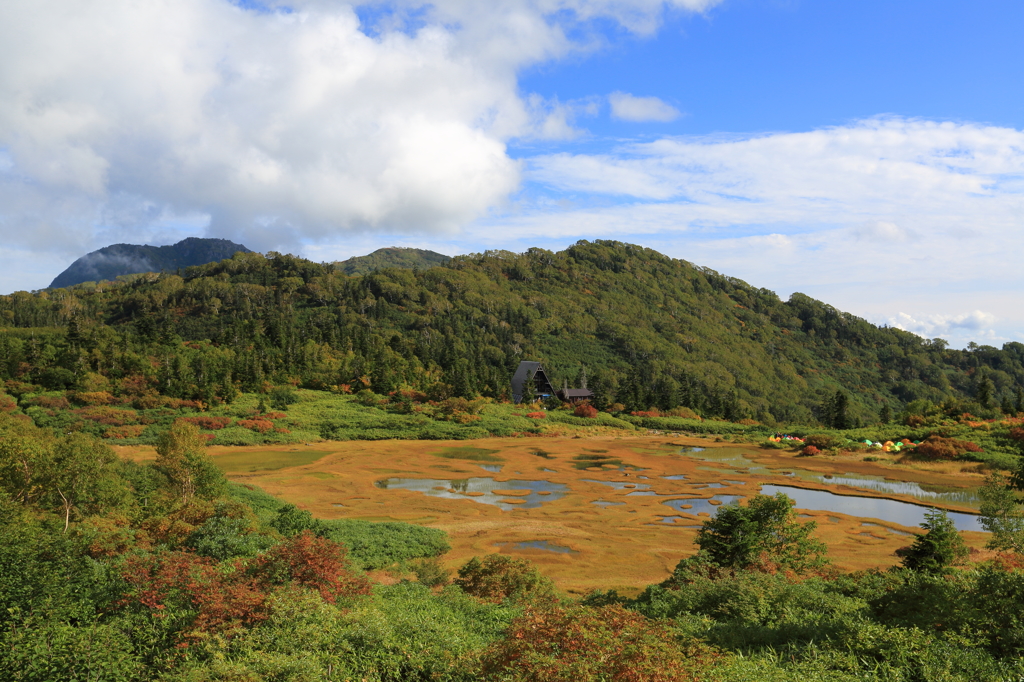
top-left (511, 361), bottom-right (556, 404)
top-left (558, 388), bottom-right (594, 403)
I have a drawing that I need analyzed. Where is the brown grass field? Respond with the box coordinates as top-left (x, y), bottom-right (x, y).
top-left (117, 435), bottom-right (991, 595)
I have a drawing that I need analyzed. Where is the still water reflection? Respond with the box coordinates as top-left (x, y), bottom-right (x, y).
top-left (375, 477), bottom-right (567, 511)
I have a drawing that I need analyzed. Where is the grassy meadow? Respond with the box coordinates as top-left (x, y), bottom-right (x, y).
top-left (119, 434), bottom-right (993, 594)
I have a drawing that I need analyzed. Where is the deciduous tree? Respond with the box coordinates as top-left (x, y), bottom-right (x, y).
top-left (692, 493), bottom-right (828, 574)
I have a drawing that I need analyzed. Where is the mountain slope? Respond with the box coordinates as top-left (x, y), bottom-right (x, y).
top-left (49, 237), bottom-right (252, 289)
top-left (336, 247), bottom-right (451, 275)
top-left (4, 241), bottom-right (1022, 427)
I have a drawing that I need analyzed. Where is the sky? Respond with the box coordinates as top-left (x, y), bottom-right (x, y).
top-left (1, 0), bottom-right (1022, 348)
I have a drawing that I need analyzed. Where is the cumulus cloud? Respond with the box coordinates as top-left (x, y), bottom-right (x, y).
top-left (479, 117), bottom-right (1024, 346)
top-left (608, 92), bottom-right (681, 122)
top-left (889, 311), bottom-right (999, 339)
top-left (0, 0), bottom-right (720, 284)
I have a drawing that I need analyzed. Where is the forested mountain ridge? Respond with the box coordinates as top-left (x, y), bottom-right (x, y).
top-left (4, 240), bottom-right (1023, 427)
top-left (49, 237), bottom-right (252, 289)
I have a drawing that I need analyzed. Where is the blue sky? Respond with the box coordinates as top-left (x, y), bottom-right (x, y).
top-left (520, 0), bottom-right (1024, 137)
top-left (1, 0), bottom-right (1022, 347)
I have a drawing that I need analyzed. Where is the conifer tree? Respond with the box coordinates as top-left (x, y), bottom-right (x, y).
top-left (900, 508), bottom-right (968, 573)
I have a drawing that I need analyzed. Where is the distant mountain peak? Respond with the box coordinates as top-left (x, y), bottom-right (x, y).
top-left (50, 238), bottom-right (252, 289)
top-left (336, 247), bottom-right (451, 275)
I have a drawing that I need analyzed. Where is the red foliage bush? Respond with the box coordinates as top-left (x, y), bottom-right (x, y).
top-left (118, 551), bottom-right (268, 641)
top-left (481, 604), bottom-right (716, 682)
top-left (251, 532), bottom-right (372, 604)
top-left (235, 419), bottom-right (274, 433)
top-left (179, 416), bottom-right (232, 430)
top-left (263, 412), bottom-right (288, 420)
top-left (0, 394), bottom-right (18, 413)
top-left (574, 403), bottom-right (598, 418)
top-left (913, 435), bottom-right (984, 460)
top-left (118, 374), bottom-right (154, 397)
top-left (117, 533), bottom-right (371, 645)
top-left (630, 410), bottom-right (661, 418)
top-left (389, 389), bottom-right (428, 403)
top-left (27, 395), bottom-right (70, 410)
top-left (525, 412), bottom-right (546, 419)
top-left (1009, 427), bottom-right (1024, 443)
top-left (801, 445), bottom-right (821, 456)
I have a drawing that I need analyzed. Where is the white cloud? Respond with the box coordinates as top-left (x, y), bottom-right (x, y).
top-left (475, 117), bottom-right (1024, 346)
top-left (0, 0), bottom-right (721, 290)
top-left (608, 91), bottom-right (681, 122)
top-left (889, 311), bottom-right (999, 340)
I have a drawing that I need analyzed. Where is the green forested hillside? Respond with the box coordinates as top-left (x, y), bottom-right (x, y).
top-left (336, 246), bottom-right (451, 275)
top-left (3, 241), bottom-right (1023, 427)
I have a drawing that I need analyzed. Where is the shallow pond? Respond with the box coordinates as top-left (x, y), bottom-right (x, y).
top-left (583, 479), bottom-right (651, 491)
top-left (375, 477), bottom-right (568, 510)
top-left (661, 495), bottom-right (743, 516)
top-left (761, 484), bottom-right (984, 532)
top-left (677, 447), bottom-right (981, 507)
top-left (498, 540), bottom-right (578, 554)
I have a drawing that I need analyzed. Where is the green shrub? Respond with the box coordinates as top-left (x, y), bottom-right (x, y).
top-left (454, 554), bottom-right (557, 604)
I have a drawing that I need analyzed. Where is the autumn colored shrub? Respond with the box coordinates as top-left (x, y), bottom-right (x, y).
top-left (166, 398), bottom-right (205, 410)
top-left (631, 410), bottom-right (661, 418)
top-left (74, 406), bottom-right (141, 426)
top-left (4, 380), bottom-right (41, 397)
top-left (180, 416), bottom-right (233, 430)
top-left (103, 425), bottom-right (146, 439)
top-left (0, 394), bottom-right (16, 413)
top-left (79, 514), bottom-right (149, 559)
top-left (480, 604), bottom-right (716, 682)
top-left (235, 419), bottom-right (274, 433)
top-left (1009, 427), bottom-right (1024, 444)
top-left (118, 374), bottom-right (155, 397)
top-left (250, 531), bottom-right (372, 604)
top-left (454, 554), bottom-right (557, 604)
top-left (526, 412), bottom-right (546, 419)
top-left (117, 551), bottom-right (269, 641)
top-left (70, 391), bottom-right (116, 406)
top-left (803, 434), bottom-right (842, 450)
top-left (574, 403), bottom-right (598, 419)
top-left (132, 395), bottom-right (164, 410)
top-left (116, 533), bottom-right (370, 644)
top-left (913, 435), bottom-right (984, 460)
top-left (664, 406), bottom-right (701, 419)
top-left (389, 388), bottom-right (428, 403)
top-left (801, 445), bottom-right (821, 456)
top-left (26, 395), bottom-right (70, 410)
